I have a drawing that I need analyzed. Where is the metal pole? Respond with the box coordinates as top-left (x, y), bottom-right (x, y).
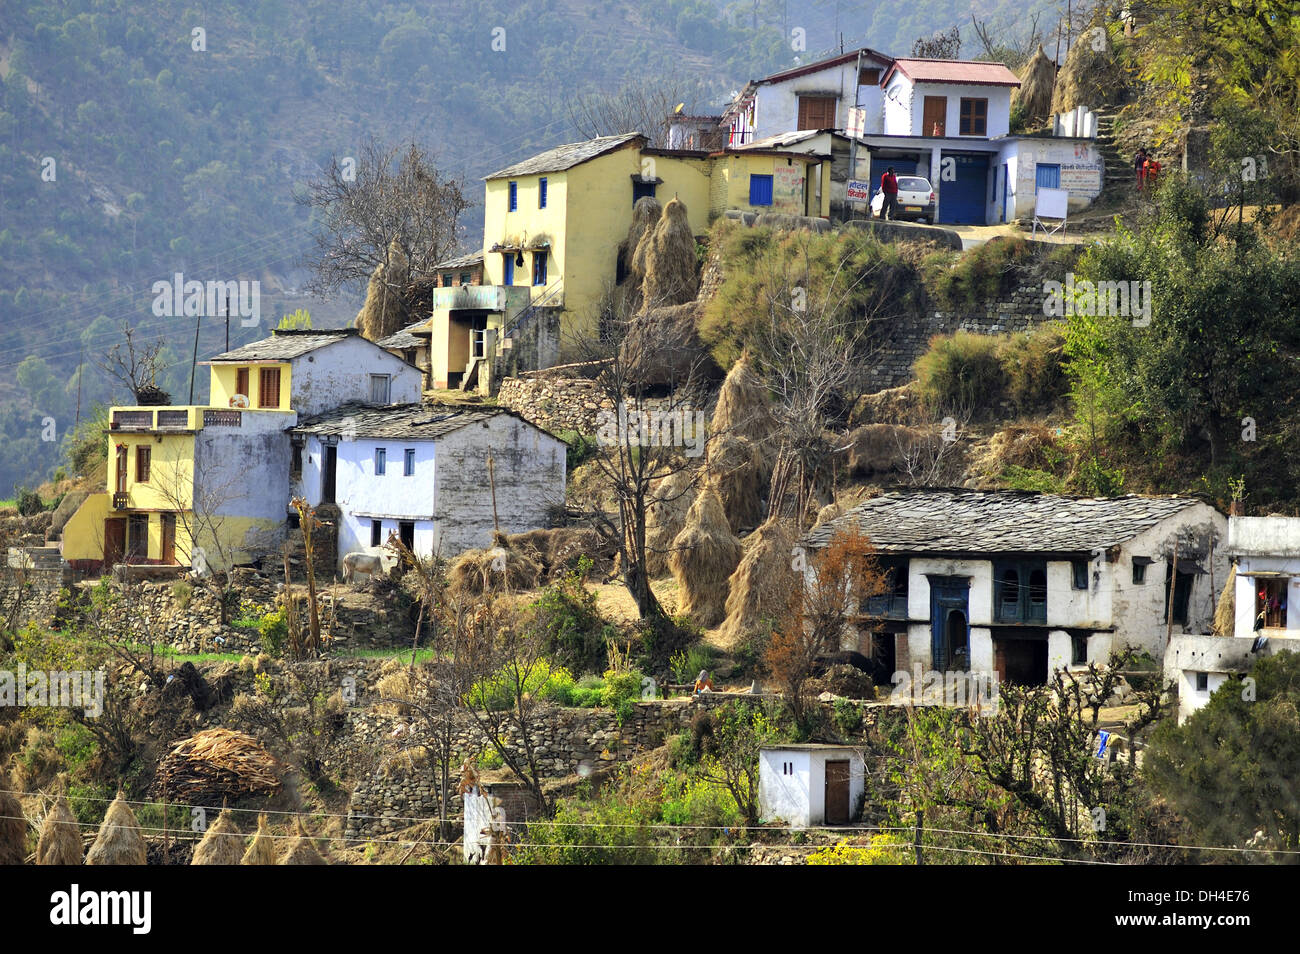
top-left (188, 314), bottom-right (202, 405)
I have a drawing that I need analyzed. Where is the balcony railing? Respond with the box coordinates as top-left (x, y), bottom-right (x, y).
top-left (111, 410), bottom-right (154, 429)
top-left (112, 492), bottom-right (129, 510)
top-left (156, 409), bottom-right (190, 428)
top-left (432, 284), bottom-right (532, 313)
top-left (202, 409), bottom-right (242, 428)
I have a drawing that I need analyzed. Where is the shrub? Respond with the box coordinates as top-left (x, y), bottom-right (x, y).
top-left (807, 835), bottom-right (912, 865)
top-left (257, 607), bottom-right (288, 657)
top-left (669, 645), bottom-right (715, 686)
top-left (554, 430), bottom-right (599, 472)
top-left (997, 324), bottom-right (1067, 412)
top-left (468, 658), bottom-right (575, 711)
top-left (532, 557), bottom-right (615, 674)
top-left (16, 487), bottom-right (43, 516)
top-left (601, 668), bottom-right (644, 725)
top-left (913, 331), bottom-right (1004, 415)
top-left (923, 235), bottom-right (1031, 311)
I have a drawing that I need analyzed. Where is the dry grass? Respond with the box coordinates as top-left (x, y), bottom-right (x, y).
top-left (711, 352), bottom-right (775, 447)
top-left (1014, 46), bottom-right (1056, 122)
top-left (717, 517), bottom-right (798, 650)
top-left (86, 794), bottom-right (147, 866)
top-left (1213, 564), bottom-right (1236, 637)
top-left (191, 809), bottom-right (245, 865)
top-left (446, 536), bottom-right (543, 595)
top-left (0, 771), bottom-right (27, 865)
top-left (670, 480), bottom-right (743, 627)
top-left (623, 196), bottom-right (663, 302)
top-left (356, 238), bottom-right (410, 341)
top-left (154, 728), bottom-right (282, 802)
top-left (641, 197), bottom-right (698, 307)
top-left (279, 819), bottom-right (329, 865)
top-left (241, 814), bottom-right (277, 865)
top-left (705, 433), bottom-right (765, 533)
top-left (844, 424), bottom-right (940, 477)
top-left (645, 469), bottom-right (696, 578)
top-left (36, 794), bottom-right (83, 865)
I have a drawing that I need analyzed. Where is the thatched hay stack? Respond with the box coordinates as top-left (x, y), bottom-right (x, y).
top-left (279, 819), bottom-right (328, 865)
top-left (0, 772), bottom-right (27, 865)
top-left (1213, 564), bottom-right (1236, 637)
top-left (356, 238), bottom-right (411, 342)
top-left (622, 196), bottom-right (663, 304)
top-left (640, 197), bottom-right (698, 308)
top-left (712, 353), bottom-right (775, 448)
top-left (447, 536), bottom-right (543, 595)
top-left (153, 728), bottom-right (282, 803)
top-left (374, 657), bottom-right (419, 717)
top-left (670, 481), bottom-right (743, 627)
top-left (814, 502), bottom-right (843, 527)
top-left (241, 814), bottom-right (277, 865)
top-left (717, 517), bottom-right (799, 649)
top-left (36, 794), bottom-right (82, 865)
top-left (191, 809), bottom-right (244, 866)
top-left (507, 526), bottom-right (615, 581)
top-left (620, 301), bottom-right (720, 389)
top-left (1013, 47), bottom-right (1056, 123)
top-left (705, 433), bottom-right (766, 533)
top-left (845, 424), bottom-right (940, 477)
top-left (85, 793), bottom-right (147, 866)
top-left (645, 469), bottom-right (696, 578)
top-left (1052, 16), bottom-right (1128, 114)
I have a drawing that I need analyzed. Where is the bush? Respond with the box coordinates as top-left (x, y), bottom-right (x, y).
top-left (913, 331), bottom-right (1004, 414)
top-left (635, 613), bottom-right (701, 675)
top-left (923, 235), bottom-right (1031, 311)
top-left (997, 324), bottom-right (1067, 412)
top-left (601, 668), bottom-right (644, 725)
top-left (807, 835), bottom-right (912, 865)
top-left (257, 607), bottom-right (288, 657)
top-left (468, 659), bottom-right (575, 711)
top-left (554, 430), bottom-right (599, 472)
top-left (16, 487), bottom-right (44, 516)
top-left (669, 645), bottom-right (715, 686)
top-left (532, 557), bottom-right (615, 674)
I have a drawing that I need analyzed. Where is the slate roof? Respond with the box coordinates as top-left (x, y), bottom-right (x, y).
top-left (209, 329), bottom-right (358, 362)
top-left (434, 251), bottom-right (485, 270)
top-left (376, 320), bottom-right (430, 350)
top-left (484, 133), bottom-right (645, 180)
top-left (292, 401), bottom-right (547, 442)
top-left (883, 58), bottom-right (1021, 87)
top-left (804, 490), bottom-right (1208, 555)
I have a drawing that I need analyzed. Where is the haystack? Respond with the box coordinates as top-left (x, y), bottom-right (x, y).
top-left (241, 814), bottom-right (277, 865)
top-left (705, 432), bottom-right (766, 533)
top-left (813, 502), bottom-right (843, 527)
top-left (1213, 564), bottom-right (1236, 637)
top-left (356, 238), bottom-right (411, 342)
top-left (0, 772), bottom-right (26, 865)
top-left (620, 300), bottom-right (720, 389)
top-left (191, 809), bottom-right (244, 865)
top-left (36, 794), bottom-right (82, 865)
top-left (446, 535), bottom-right (542, 595)
top-left (640, 197), bottom-right (698, 308)
top-left (621, 196), bottom-right (663, 305)
top-left (507, 526), bottom-right (615, 581)
top-left (670, 481), bottom-right (743, 627)
top-left (85, 793), bottom-right (147, 866)
top-left (644, 469), bottom-right (696, 577)
top-left (845, 424), bottom-right (940, 477)
top-left (712, 353), bottom-right (775, 448)
top-left (1013, 47), bottom-right (1056, 123)
top-left (717, 517), bottom-right (799, 649)
top-left (153, 728), bottom-right (282, 802)
top-left (278, 819), bottom-right (328, 865)
top-left (1052, 16), bottom-right (1128, 114)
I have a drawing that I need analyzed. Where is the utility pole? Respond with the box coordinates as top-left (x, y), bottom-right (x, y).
top-left (188, 314), bottom-right (202, 405)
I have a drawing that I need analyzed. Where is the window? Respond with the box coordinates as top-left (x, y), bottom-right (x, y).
top-left (459, 271), bottom-right (472, 285)
top-left (441, 271), bottom-right (454, 286)
top-left (503, 253), bottom-right (514, 286)
top-left (1071, 634), bottom-right (1088, 666)
top-left (1256, 578), bottom-right (1288, 629)
top-left (127, 514), bottom-right (148, 561)
top-left (1071, 558), bottom-right (1089, 590)
top-left (994, 560), bottom-right (1049, 623)
top-left (399, 520), bottom-right (415, 550)
top-left (633, 179), bottom-right (657, 203)
top-left (865, 558), bottom-right (908, 617)
top-left (369, 374), bottom-right (391, 404)
top-left (258, 367), bottom-right (281, 408)
top-left (1164, 562), bottom-right (1192, 626)
top-left (370, 519), bottom-right (383, 547)
top-left (404, 448), bottom-right (415, 476)
top-left (508, 181), bottom-right (518, 211)
top-left (235, 367), bottom-right (249, 399)
top-left (375, 447), bottom-right (386, 475)
top-left (797, 94), bottom-right (837, 130)
top-left (290, 440), bottom-right (302, 477)
top-left (858, 67), bottom-right (880, 85)
top-left (749, 173), bottom-right (774, 206)
top-left (959, 97), bottom-right (988, 135)
top-left (532, 250), bottom-right (548, 286)
top-left (1132, 557), bottom-right (1150, 584)
top-left (135, 446), bottom-right (151, 483)
top-left (1195, 672), bottom-right (1209, 692)
top-left (538, 177), bottom-right (548, 208)
top-left (782, 761), bottom-right (794, 776)
top-left (1036, 163), bottom-right (1061, 191)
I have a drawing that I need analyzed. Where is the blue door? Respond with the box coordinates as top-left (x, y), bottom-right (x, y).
top-left (503, 254), bottom-right (514, 286)
top-left (929, 577), bottom-right (970, 672)
top-left (937, 153), bottom-right (990, 225)
top-left (1001, 162), bottom-right (1009, 222)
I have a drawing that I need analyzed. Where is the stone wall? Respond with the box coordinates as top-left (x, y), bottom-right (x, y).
top-left (497, 374), bottom-right (614, 435)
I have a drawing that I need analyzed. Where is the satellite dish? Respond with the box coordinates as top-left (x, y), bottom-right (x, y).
top-left (229, 393), bottom-right (249, 408)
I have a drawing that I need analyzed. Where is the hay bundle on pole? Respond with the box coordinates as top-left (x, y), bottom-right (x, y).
top-left (670, 480), bottom-right (743, 627)
top-left (705, 432), bottom-right (766, 533)
top-left (1013, 46), bottom-right (1056, 124)
top-left (1213, 564), bottom-right (1236, 636)
top-left (241, 814), bottom-right (277, 865)
top-left (191, 809), bottom-right (244, 866)
top-left (153, 729), bottom-right (282, 803)
top-left (0, 771), bottom-right (27, 865)
top-left (36, 794), bottom-right (82, 865)
top-left (356, 238), bottom-right (411, 342)
top-left (717, 517), bottom-right (799, 649)
top-left (712, 352), bottom-right (775, 447)
top-left (645, 469), bottom-right (696, 578)
top-left (85, 792), bottom-right (146, 866)
top-left (278, 818), bottom-right (328, 865)
top-left (622, 196), bottom-right (663, 307)
top-left (640, 197), bottom-right (699, 308)
top-left (1051, 14), bottom-right (1127, 114)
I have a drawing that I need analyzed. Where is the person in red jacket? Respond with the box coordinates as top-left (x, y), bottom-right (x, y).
top-left (880, 166), bottom-right (899, 220)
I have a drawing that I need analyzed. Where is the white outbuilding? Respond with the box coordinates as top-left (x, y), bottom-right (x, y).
top-left (758, 744), bottom-right (866, 829)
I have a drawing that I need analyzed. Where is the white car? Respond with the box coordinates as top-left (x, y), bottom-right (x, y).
top-left (871, 176), bottom-right (936, 224)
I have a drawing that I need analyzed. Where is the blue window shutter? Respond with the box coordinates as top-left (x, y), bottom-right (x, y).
top-left (375, 447), bottom-right (386, 475)
top-left (533, 251), bottom-right (547, 286)
top-left (1035, 163), bottom-right (1060, 191)
top-left (539, 177), bottom-right (547, 208)
top-left (749, 174), bottom-right (774, 206)
top-left (503, 254), bottom-right (514, 285)
top-left (508, 181), bottom-right (518, 211)
top-left (404, 448), bottom-right (415, 476)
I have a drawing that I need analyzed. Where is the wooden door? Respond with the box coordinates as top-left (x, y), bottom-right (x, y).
top-left (323, 445), bottom-right (337, 503)
top-left (115, 445), bottom-right (128, 493)
top-left (922, 96), bottom-right (947, 136)
top-left (104, 518), bottom-right (126, 567)
top-left (161, 514), bottom-right (176, 564)
top-left (824, 760), bottom-right (851, 825)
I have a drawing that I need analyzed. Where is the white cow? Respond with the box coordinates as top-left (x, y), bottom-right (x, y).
top-left (341, 551), bottom-right (385, 584)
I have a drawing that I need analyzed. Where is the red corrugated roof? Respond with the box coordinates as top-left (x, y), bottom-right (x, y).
top-left (883, 58), bottom-right (1021, 87)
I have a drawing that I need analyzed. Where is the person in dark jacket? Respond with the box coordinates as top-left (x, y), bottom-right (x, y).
top-left (1134, 147), bottom-right (1148, 190)
top-left (880, 167), bottom-right (899, 220)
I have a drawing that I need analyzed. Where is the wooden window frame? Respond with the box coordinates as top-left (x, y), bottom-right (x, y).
top-left (258, 367), bottom-right (281, 408)
top-left (135, 445), bottom-right (151, 483)
top-left (959, 97), bottom-right (988, 136)
top-left (235, 367), bottom-right (249, 399)
top-left (797, 94), bottom-right (837, 130)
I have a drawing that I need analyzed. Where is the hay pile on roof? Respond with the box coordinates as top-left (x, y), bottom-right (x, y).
top-left (242, 814), bottom-right (277, 865)
top-left (844, 424), bottom-right (940, 477)
top-left (279, 819), bottom-right (328, 865)
top-left (645, 469), bottom-right (696, 577)
top-left (1213, 563), bottom-right (1236, 637)
top-left (670, 480), bottom-right (743, 627)
top-left (153, 728), bottom-right (282, 802)
top-left (191, 809), bottom-right (245, 865)
top-left (85, 793), bottom-right (147, 866)
top-left (0, 771), bottom-right (27, 865)
top-left (705, 433), bottom-right (766, 533)
top-left (640, 198), bottom-right (699, 308)
top-left (356, 238), bottom-right (411, 342)
top-left (447, 534), bottom-right (543, 595)
top-left (712, 353), bottom-right (775, 447)
top-left (717, 517), bottom-right (799, 649)
top-left (1014, 46), bottom-right (1056, 123)
top-left (36, 794), bottom-right (82, 865)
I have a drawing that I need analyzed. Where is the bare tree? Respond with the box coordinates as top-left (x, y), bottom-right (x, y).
top-left (567, 80), bottom-right (708, 148)
top-left (972, 13), bottom-right (1044, 71)
top-left (912, 26), bottom-right (962, 60)
top-left (298, 139), bottom-right (471, 295)
top-left (97, 322), bottom-right (167, 404)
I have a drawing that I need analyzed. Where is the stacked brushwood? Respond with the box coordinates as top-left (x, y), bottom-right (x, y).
top-left (152, 729), bottom-right (282, 803)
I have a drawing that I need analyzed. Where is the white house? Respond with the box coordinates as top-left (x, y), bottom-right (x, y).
top-left (758, 744), bottom-right (865, 828)
top-left (291, 402), bottom-right (567, 571)
top-left (804, 490), bottom-right (1227, 687)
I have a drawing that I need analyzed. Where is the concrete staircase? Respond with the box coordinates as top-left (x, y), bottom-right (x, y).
top-left (1094, 112), bottom-right (1136, 190)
